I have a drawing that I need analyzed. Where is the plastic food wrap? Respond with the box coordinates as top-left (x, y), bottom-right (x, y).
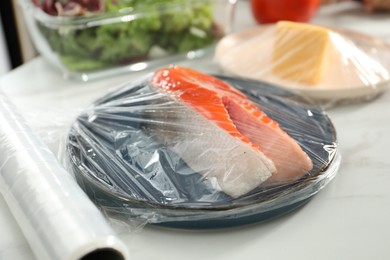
top-left (18, 0), bottom-right (236, 81)
top-left (65, 66), bottom-right (340, 229)
top-left (215, 21), bottom-right (390, 105)
top-left (0, 92), bottom-right (129, 260)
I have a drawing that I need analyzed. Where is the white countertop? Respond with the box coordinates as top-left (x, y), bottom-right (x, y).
top-left (1, 1), bottom-right (390, 260)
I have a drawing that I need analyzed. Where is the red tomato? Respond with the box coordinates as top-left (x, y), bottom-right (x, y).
top-left (250, 0), bottom-right (319, 24)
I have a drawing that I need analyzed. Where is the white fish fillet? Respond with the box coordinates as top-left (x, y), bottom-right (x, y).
top-left (144, 102), bottom-right (276, 198)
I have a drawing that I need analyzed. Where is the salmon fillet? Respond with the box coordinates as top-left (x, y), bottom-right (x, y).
top-left (148, 66), bottom-right (312, 197)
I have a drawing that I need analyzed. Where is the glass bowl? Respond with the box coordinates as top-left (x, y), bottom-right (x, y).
top-left (17, 0), bottom-right (236, 81)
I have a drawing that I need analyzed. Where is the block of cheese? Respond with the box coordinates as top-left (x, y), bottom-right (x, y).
top-left (272, 21), bottom-right (331, 85)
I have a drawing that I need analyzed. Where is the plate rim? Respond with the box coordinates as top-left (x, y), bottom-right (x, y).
top-left (215, 25), bottom-right (390, 101)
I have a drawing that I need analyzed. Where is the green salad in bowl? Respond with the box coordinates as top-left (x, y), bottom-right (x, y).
top-left (20, 0), bottom-right (235, 79)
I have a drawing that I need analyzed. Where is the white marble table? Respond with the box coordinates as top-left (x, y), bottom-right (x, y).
top-left (1, 1), bottom-right (390, 260)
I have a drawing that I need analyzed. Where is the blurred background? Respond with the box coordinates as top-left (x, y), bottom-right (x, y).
top-left (0, 14), bottom-right (11, 77)
top-left (0, 0), bottom-right (36, 77)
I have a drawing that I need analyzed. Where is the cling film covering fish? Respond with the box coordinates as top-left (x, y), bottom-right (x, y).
top-left (66, 67), bottom-right (338, 224)
top-left (147, 67), bottom-right (312, 198)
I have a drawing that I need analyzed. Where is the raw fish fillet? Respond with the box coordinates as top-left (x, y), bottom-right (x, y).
top-left (148, 66), bottom-right (312, 198)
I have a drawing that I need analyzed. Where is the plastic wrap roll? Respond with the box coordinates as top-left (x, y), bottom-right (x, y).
top-left (0, 91), bottom-right (129, 260)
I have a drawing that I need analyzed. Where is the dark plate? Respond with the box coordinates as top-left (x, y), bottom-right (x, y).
top-left (67, 75), bottom-right (339, 229)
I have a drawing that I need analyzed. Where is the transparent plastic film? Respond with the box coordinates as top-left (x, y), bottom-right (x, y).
top-left (0, 91), bottom-right (129, 260)
top-left (66, 66), bottom-right (339, 227)
top-left (215, 21), bottom-right (390, 104)
top-left (17, 0), bottom-right (236, 81)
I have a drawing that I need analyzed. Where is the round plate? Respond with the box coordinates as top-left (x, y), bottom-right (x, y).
top-left (66, 75), bottom-right (339, 229)
top-left (215, 25), bottom-right (390, 101)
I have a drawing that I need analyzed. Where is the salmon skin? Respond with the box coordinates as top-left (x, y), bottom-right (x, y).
top-left (148, 66), bottom-right (313, 198)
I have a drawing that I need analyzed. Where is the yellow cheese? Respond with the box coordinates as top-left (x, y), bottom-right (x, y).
top-left (272, 21), bottom-right (331, 85)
